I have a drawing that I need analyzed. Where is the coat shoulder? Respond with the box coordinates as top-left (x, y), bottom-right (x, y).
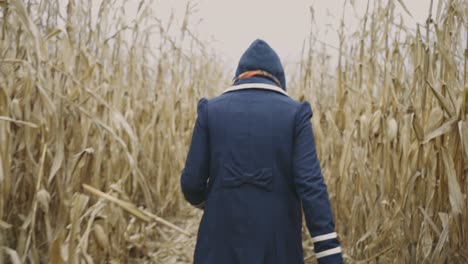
top-left (201, 91), bottom-right (313, 119)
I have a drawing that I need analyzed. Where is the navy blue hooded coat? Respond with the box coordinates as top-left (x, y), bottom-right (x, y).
top-left (181, 39), bottom-right (343, 264)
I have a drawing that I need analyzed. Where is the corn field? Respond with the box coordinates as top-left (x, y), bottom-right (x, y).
top-left (0, 0), bottom-right (467, 263)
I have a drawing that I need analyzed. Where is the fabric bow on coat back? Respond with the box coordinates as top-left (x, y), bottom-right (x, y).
top-left (222, 164), bottom-right (273, 191)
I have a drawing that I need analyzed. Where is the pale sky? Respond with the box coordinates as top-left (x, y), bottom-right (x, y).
top-left (64, 0), bottom-right (433, 71)
top-left (150, 0), bottom-right (431, 68)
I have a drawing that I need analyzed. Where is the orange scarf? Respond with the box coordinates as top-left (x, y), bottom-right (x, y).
top-left (234, 70), bottom-right (282, 88)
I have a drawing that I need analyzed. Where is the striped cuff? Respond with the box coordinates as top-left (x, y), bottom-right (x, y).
top-left (316, 246), bottom-right (342, 259)
top-left (312, 232), bottom-right (343, 262)
top-left (312, 232), bottom-right (337, 242)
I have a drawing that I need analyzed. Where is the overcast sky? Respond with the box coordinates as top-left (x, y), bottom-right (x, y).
top-left (150, 0), bottom-right (431, 67)
top-left (77, 0), bottom-right (433, 71)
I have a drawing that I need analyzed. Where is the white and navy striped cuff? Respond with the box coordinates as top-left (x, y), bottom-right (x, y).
top-left (316, 246), bottom-right (342, 259)
top-left (312, 232), bottom-right (342, 259)
top-left (312, 232), bottom-right (337, 242)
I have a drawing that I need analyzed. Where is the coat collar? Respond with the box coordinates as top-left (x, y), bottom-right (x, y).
top-left (233, 76), bottom-right (278, 87)
top-left (223, 77), bottom-right (289, 96)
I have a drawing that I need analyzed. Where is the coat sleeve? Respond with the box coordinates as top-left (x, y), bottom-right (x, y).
top-left (292, 101), bottom-right (343, 264)
top-left (180, 98), bottom-right (210, 209)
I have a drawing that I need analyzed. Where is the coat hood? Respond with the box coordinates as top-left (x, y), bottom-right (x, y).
top-left (234, 39), bottom-right (286, 90)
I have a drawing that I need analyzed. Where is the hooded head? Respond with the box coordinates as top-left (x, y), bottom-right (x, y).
top-left (234, 39), bottom-right (286, 90)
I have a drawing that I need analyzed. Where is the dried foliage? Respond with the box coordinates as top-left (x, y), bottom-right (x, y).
top-left (294, 0), bottom-right (468, 263)
top-left (0, 0), bottom-right (224, 263)
top-left (0, 0), bottom-right (467, 263)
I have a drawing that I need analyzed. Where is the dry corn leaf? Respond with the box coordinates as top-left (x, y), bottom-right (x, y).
top-left (36, 189), bottom-right (51, 213)
top-left (1, 247), bottom-right (22, 264)
top-left (82, 184), bottom-right (151, 222)
top-left (412, 113), bottom-right (424, 141)
top-left (442, 148), bottom-right (465, 215)
top-left (458, 121), bottom-right (468, 161)
top-left (387, 118), bottom-right (398, 141)
top-left (420, 223), bottom-right (433, 259)
top-left (0, 219), bottom-right (12, 229)
top-left (47, 141), bottom-right (64, 186)
top-left (425, 106), bottom-right (444, 132)
top-left (49, 230), bottom-right (66, 264)
top-left (370, 110), bottom-right (381, 136)
top-left (10, 99), bottom-right (21, 119)
top-left (0, 116), bottom-right (39, 128)
top-left (93, 224), bottom-right (109, 250)
top-left (69, 194), bottom-right (90, 263)
top-left (434, 213), bottom-right (449, 256)
top-left (9, 0), bottom-right (47, 61)
top-left (45, 29), bottom-right (63, 40)
top-left (427, 81), bottom-right (455, 117)
top-left (422, 117), bottom-right (457, 144)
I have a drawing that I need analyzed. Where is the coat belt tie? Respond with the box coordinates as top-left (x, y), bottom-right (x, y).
top-left (222, 164), bottom-right (273, 191)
